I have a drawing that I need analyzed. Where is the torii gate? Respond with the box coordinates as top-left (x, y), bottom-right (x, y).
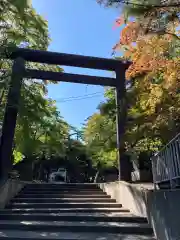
top-left (0, 48), bottom-right (130, 181)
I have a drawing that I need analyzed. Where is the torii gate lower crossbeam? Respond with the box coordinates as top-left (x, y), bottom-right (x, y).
top-left (0, 48), bottom-right (130, 181)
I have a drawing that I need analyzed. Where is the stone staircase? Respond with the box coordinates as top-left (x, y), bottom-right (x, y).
top-left (0, 183), bottom-right (155, 240)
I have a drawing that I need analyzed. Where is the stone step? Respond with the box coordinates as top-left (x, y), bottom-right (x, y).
top-left (24, 185), bottom-right (101, 190)
top-left (22, 189), bottom-right (103, 193)
top-left (0, 213), bottom-right (147, 223)
top-left (11, 198), bottom-right (116, 203)
top-left (0, 230), bottom-right (155, 240)
top-left (2, 208), bottom-right (129, 214)
top-left (0, 220), bottom-right (153, 234)
top-left (26, 184), bottom-right (99, 189)
top-left (0, 211), bottom-right (133, 217)
top-left (20, 190), bottom-right (106, 195)
top-left (7, 202), bottom-right (122, 209)
top-left (16, 194), bottom-right (110, 198)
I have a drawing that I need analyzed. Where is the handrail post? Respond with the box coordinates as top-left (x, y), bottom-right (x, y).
top-left (167, 145), bottom-right (174, 189)
top-left (151, 155), bottom-right (157, 190)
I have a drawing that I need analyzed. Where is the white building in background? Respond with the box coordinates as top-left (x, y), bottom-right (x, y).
top-left (49, 167), bottom-right (67, 183)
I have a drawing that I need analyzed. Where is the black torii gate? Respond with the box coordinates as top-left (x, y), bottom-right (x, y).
top-left (0, 48), bottom-right (130, 181)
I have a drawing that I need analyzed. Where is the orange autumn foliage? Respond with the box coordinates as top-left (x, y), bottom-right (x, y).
top-left (125, 37), bottom-right (180, 82)
top-left (120, 22), bottom-right (141, 45)
top-left (122, 36), bottom-right (180, 119)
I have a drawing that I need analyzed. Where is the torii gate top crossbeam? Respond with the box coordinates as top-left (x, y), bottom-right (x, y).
top-left (7, 47), bottom-right (130, 71)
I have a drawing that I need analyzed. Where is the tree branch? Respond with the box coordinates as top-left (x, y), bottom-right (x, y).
top-left (122, 0), bottom-right (180, 8)
top-left (145, 28), bottom-right (180, 40)
top-left (164, 31), bottom-right (180, 40)
top-left (99, 0), bottom-right (180, 8)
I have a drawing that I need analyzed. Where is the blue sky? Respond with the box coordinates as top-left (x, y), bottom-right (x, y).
top-left (32, 0), bottom-right (120, 129)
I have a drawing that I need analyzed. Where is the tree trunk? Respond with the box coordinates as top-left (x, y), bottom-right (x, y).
top-left (94, 170), bottom-right (100, 183)
top-left (37, 163), bottom-right (43, 180)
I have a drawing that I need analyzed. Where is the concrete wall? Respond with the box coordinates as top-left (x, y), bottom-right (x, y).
top-left (0, 179), bottom-right (25, 208)
top-left (99, 181), bottom-right (180, 240)
top-left (99, 181), bottom-right (150, 217)
top-left (146, 190), bottom-right (180, 240)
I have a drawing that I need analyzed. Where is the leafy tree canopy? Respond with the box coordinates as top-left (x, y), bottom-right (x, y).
top-left (85, 0), bottom-right (180, 172)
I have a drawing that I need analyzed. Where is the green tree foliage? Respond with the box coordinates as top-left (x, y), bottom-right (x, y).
top-left (97, 0), bottom-right (180, 46)
top-left (0, 0), bottom-right (70, 171)
top-left (65, 139), bottom-right (94, 182)
top-left (0, 0), bottom-right (92, 183)
top-left (89, 0), bottom-right (180, 170)
top-left (0, 0), bottom-right (49, 49)
top-left (83, 92), bottom-right (117, 173)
